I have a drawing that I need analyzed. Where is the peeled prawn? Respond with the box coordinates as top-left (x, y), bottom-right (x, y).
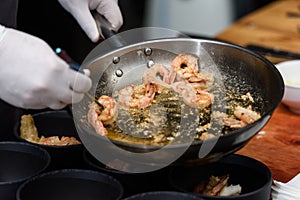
top-left (188, 71), bottom-right (214, 90)
top-left (222, 117), bottom-right (247, 129)
top-left (171, 54), bottom-right (199, 79)
top-left (172, 81), bottom-right (213, 108)
top-left (117, 84), bottom-right (157, 109)
top-left (143, 63), bottom-right (176, 90)
top-left (87, 95), bottom-right (118, 136)
top-left (234, 106), bottom-right (261, 124)
top-left (222, 106), bottom-right (261, 129)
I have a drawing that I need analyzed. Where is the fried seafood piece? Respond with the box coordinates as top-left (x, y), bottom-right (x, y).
top-left (193, 174), bottom-right (242, 196)
top-left (117, 84), bottom-right (157, 109)
top-left (222, 117), bottom-right (247, 129)
top-left (39, 136), bottom-right (60, 145)
top-left (59, 136), bottom-right (81, 145)
top-left (20, 114), bottom-right (81, 146)
top-left (223, 106), bottom-right (261, 128)
top-left (20, 114), bottom-right (39, 142)
top-left (171, 54), bottom-right (214, 90)
top-left (38, 136), bottom-right (80, 146)
top-left (87, 95), bottom-right (118, 136)
top-left (171, 54), bottom-right (199, 79)
top-left (143, 63), bottom-right (176, 90)
top-left (188, 71), bottom-right (214, 90)
top-left (170, 54), bottom-right (214, 108)
top-left (172, 81), bottom-right (213, 108)
top-left (234, 106), bottom-right (261, 124)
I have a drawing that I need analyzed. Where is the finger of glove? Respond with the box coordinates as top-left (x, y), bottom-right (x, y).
top-left (96, 0), bottom-right (123, 31)
top-left (44, 84), bottom-right (72, 110)
top-left (47, 101), bottom-right (68, 110)
top-left (72, 92), bottom-right (85, 104)
top-left (71, 6), bottom-right (100, 42)
top-left (68, 69), bottom-right (92, 93)
top-left (46, 89), bottom-right (84, 108)
top-left (47, 90), bottom-right (84, 109)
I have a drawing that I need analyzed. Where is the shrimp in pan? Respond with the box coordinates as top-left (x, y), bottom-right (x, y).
top-left (222, 106), bottom-right (261, 129)
top-left (87, 95), bottom-right (118, 136)
top-left (172, 81), bottom-right (213, 108)
top-left (234, 106), bottom-right (261, 124)
top-left (117, 64), bottom-right (176, 109)
top-left (143, 63), bottom-right (176, 90)
top-left (117, 84), bottom-right (157, 109)
top-left (188, 71), bottom-right (214, 90)
top-left (171, 54), bottom-right (199, 79)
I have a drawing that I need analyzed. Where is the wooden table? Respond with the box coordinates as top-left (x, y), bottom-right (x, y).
top-left (216, 0), bottom-right (300, 183)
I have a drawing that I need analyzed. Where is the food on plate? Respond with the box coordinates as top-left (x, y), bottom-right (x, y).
top-left (20, 114), bottom-right (39, 142)
top-left (193, 174), bottom-right (242, 196)
top-left (20, 114), bottom-right (81, 146)
top-left (87, 54), bottom-right (261, 145)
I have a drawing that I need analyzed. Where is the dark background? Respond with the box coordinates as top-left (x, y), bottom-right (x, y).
top-left (17, 0), bottom-right (146, 64)
top-left (16, 0), bottom-right (274, 64)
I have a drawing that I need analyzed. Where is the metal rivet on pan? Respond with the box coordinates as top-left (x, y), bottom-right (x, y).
top-left (115, 69), bottom-right (123, 77)
top-left (144, 48), bottom-right (152, 56)
top-left (147, 60), bottom-right (154, 68)
top-left (112, 56), bottom-right (120, 64)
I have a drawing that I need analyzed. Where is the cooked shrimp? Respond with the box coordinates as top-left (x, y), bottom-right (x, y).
top-left (88, 102), bottom-right (107, 135)
top-left (221, 106), bottom-right (260, 129)
top-left (118, 84), bottom-right (157, 109)
top-left (188, 71), bottom-right (214, 90)
top-left (97, 96), bottom-right (119, 124)
top-left (172, 81), bottom-right (213, 108)
top-left (171, 54), bottom-right (199, 79)
top-left (37, 136), bottom-right (80, 146)
top-left (222, 117), bottom-right (247, 129)
top-left (206, 175), bottom-right (230, 196)
top-left (199, 132), bottom-right (215, 140)
top-left (87, 95), bottom-right (118, 136)
top-left (143, 63), bottom-right (176, 90)
top-left (171, 81), bottom-right (193, 95)
top-left (190, 90), bottom-right (214, 108)
top-left (234, 106), bottom-right (261, 124)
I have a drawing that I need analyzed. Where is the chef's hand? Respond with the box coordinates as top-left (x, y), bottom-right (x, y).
top-left (58, 0), bottom-right (123, 42)
top-left (0, 25), bottom-right (92, 110)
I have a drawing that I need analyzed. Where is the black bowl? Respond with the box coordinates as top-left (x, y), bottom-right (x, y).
top-left (0, 141), bottom-right (50, 200)
top-left (169, 154), bottom-right (272, 200)
top-left (83, 149), bottom-right (172, 198)
top-left (14, 110), bottom-right (84, 170)
top-left (0, 100), bottom-right (23, 141)
top-left (123, 191), bottom-right (205, 200)
top-left (16, 169), bottom-right (123, 200)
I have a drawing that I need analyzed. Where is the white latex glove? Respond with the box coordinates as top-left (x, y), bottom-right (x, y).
top-left (58, 0), bottom-right (123, 42)
top-left (0, 25), bottom-right (92, 110)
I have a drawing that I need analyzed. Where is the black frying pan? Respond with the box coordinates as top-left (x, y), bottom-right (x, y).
top-left (71, 29), bottom-right (284, 172)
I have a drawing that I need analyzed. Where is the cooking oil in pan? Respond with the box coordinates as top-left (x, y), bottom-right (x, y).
top-left (105, 85), bottom-right (262, 146)
top-left (103, 89), bottom-right (202, 146)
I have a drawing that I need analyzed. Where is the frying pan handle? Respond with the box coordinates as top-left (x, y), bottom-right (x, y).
top-left (92, 11), bottom-right (116, 39)
top-left (92, 11), bottom-right (126, 48)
